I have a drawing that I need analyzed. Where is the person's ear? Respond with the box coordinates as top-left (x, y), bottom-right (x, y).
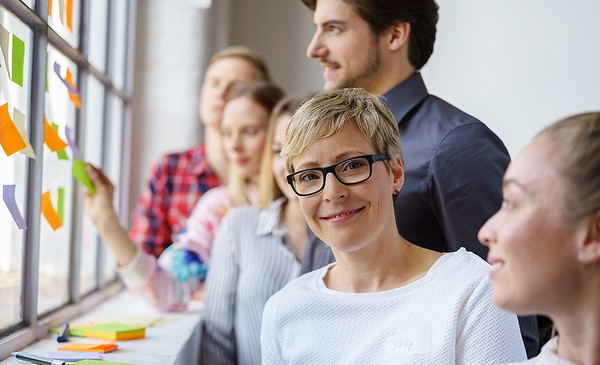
top-left (577, 210), bottom-right (600, 264)
top-left (390, 156), bottom-right (404, 193)
top-left (387, 21), bottom-right (410, 52)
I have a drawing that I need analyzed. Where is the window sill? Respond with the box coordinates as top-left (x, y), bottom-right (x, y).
top-left (0, 289), bottom-right (204, 365)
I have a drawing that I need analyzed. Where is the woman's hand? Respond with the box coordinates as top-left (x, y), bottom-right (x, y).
top-left (83, 163), bottom-right (137, 266)
top-left (83, 163), bottom-right (119, 231)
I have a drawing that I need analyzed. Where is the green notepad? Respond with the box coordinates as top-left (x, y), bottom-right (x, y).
top-left (84, 322), bottom-right (145, 341)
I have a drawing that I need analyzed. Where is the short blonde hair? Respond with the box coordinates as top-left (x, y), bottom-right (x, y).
top-left (281, 88), bottom-right (403, 173)
top-left (210, 45), bottom-right (271, 81)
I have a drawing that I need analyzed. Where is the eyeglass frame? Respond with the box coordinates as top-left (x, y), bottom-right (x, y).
top-left (286, 154), bottom-right (389, 197)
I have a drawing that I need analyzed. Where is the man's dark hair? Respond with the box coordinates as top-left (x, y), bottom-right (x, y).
top-left (302, 0), bottom-right (439, 70)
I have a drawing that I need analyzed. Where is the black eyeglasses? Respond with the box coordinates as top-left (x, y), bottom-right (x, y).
top-left (286, 154), bottom-right (389, 196)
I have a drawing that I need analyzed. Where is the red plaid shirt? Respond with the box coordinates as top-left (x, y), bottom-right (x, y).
top-left (129, 145), bottom-right (221, 257)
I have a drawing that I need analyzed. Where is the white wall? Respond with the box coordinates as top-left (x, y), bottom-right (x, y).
top-left (129, 0), bottom-right (230, 225)
top-left (423, 0), bottom-right (600, 157)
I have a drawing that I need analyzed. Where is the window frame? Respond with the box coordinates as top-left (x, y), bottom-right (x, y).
top-left (0, 0), bottom-right (136, 359)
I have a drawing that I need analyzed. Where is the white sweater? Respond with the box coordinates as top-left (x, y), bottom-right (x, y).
top-left (261, 248), bottom-right (527, 364)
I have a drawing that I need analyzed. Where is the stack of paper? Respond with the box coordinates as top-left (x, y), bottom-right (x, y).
top-left (83, 323), bottom-right (145, 341)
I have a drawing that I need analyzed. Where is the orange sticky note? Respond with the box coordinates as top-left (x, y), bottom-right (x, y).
top-left (41, 190), bottom-right (63, 230)
top-left (0, 103), bottom-right (27, 156)
top-left (65, 69), bottom-right (81, 109)
top-left (44, 116), bottom-right (68, 152)
top-left (66, 0), bottom-right (74, 31)
top-left (58, 342), bottom-right (118, 353)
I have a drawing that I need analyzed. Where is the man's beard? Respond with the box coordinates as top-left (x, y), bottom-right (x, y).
top-left (337, 40), bottom-right (382, 91)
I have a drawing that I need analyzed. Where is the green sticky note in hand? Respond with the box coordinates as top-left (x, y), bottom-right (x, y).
top-left (72, 159), bottom-right (96, 195)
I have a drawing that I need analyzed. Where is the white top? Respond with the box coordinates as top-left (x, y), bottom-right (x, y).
top-left (502, 337), bottom-right (578, 365)
top-left (261, 248), bottom-right (527, 364)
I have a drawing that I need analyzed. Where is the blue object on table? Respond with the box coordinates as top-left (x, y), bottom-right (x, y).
top-left (56, 322), bottom-right (70, 342)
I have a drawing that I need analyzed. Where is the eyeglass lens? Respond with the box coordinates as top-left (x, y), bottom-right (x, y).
top-left (292, 156), bottom-right (372, 195)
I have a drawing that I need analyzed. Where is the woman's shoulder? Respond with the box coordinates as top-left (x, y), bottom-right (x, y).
top-left (426, 248), bottom-right (491, 288)
top-left (272, 265), bottom-right (325, 297)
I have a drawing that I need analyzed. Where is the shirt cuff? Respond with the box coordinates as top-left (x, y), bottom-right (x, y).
top-left (117, 247), bottom-right (156, 288)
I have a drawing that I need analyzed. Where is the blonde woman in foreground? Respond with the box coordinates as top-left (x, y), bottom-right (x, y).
top-left (479, 112), bottom-right (600, 365)
top-left (261, 88), bottom-right (527, 364)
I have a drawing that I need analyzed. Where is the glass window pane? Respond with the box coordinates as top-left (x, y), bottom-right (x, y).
top-left (0, 6), bottom-right (32, 330)
top-left (100, 93), bottom-right (123, 285)
top-left (87, 1), bottom-right (107, 72)
top-left (38, 46), bottom-right (79, 315)
top-left (48, 0), bottom-right (81, 48)
top-left (78, 75), bottom-right (105, 296)
top-left (20, 0), bottom-right (35, 9)
top-left (108, 0), bottom-right (128, 90)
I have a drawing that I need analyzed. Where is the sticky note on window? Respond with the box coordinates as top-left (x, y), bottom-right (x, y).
top-left (84, 323), bottom-right (145, 341)
top-left (0, 103), bottom-right (27, 156)
top-left (3, 184), bottom-right (27, 229)
top-left (72, 159), bottom-right (95, 195)
top-left (44, 116), bottom-right (68, 152)
top-left (12, 107), bottom-right (36, 159)
top-left (11, 34), bottom-right (24, 87)
top-left (41, 190), bottom-right (63, 230)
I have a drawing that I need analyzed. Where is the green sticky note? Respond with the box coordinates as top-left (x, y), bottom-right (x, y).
top-left (73, 360), bottom-right (135, 365)
top-left (51, 325), bottom-right (86, 337)
top-left (72, 159), bottom-right (95, 195)
top-left (11, 34), bottom-right (24, 86)
top-left (57, 187), bottom-right (64, 221)
top-left (57, 148), bottom-right (69, 160)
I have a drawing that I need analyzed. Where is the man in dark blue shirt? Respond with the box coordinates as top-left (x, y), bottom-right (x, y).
top-left (299, 0), bottom-right (540, 357)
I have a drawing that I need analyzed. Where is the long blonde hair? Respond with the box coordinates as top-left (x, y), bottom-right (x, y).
top-left (225, 81), bottom-right (285, 206)
top-left (258, 94), bottom-right (315, 208)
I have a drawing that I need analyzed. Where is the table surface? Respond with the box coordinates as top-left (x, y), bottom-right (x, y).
top-left (0, 290), bottom-right (204, 365)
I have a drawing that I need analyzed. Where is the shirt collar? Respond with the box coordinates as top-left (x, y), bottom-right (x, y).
top-left (381, 72), bottom-right (429, 124)
top-left (190, 144), bottom-right (211, 176)
top-left (255, 197), bottom-right (287, 237)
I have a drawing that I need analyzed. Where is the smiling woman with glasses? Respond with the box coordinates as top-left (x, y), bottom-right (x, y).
top-left (260, 88), bottom-right (527, 364)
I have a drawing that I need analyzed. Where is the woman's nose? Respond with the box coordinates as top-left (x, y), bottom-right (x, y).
top-left (321, 172), bottom-right (347, 202)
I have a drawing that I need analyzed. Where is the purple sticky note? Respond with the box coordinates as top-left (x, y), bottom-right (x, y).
top-left (2, 184), bottom-right (27, 229)
top-left (65, 126), bottom-right (81, 159)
